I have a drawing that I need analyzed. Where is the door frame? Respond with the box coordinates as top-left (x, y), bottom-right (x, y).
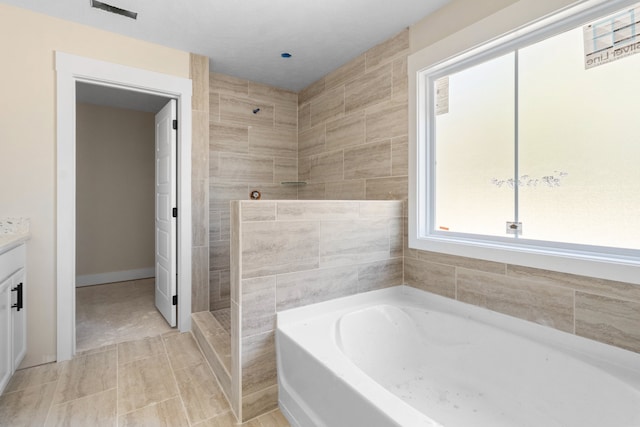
top-left (55, 52), bottom-right (193, 361)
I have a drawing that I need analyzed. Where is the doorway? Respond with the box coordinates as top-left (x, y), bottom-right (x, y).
top-left (55, 52), bottom-right (193, 361)
top-left (74, 84), bottom-right (176, 352)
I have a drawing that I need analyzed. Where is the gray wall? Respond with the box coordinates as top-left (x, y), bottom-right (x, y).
top-left (76, 102), bottom-right (154, 281)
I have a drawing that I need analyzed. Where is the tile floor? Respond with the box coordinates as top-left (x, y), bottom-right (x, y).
top-left (0, 332), bottom-right (290, 427)
top-left (76, 279), bottom-right (175, 352)
top-left (211, 309), bottom-right (231, 334)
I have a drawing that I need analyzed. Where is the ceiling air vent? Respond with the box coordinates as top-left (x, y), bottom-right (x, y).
top-left (90, 0), bottom-right (137, 20)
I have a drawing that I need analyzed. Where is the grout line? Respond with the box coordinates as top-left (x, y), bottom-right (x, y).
top-left (116, 343), bottom-right (119, 427)
top-left (454, 267), bottom-right (459, 300)
top-left (117, 396), bottom-right (181, 419)
top-left (44, 351), bottom-right (119, 424)
top-left (41, 376), bottom-right (60, 426)
top-left (160, 335), bottom-right (192, 426)
top-left (217, 93), bottom-right (221, 123)
top-left (573, 289), bottom-right (580, 341)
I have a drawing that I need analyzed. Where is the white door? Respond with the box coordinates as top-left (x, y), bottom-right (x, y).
top-left (155, 99), bottom-right (177, 327)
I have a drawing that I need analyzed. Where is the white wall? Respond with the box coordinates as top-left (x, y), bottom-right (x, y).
top-left (0, 3), bottom-right (189, 367)
top-left (410, 0), bottom-right (577, 55)
top-left (410, 0), bottom-right (520, 53)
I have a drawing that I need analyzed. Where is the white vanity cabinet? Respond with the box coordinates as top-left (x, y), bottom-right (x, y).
top-left (0, 275), bottom-right (12, 393)
top-left (0, 243), bottom-right (27, 394)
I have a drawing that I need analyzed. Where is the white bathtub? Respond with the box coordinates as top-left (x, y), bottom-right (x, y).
top-left (276, 286), bottom-right (640, 427)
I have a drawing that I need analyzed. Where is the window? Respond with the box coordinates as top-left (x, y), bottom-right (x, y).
top-left (409, 0), bottom-right (640, 284)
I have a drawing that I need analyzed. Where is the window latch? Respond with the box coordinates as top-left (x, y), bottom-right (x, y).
top-left (506, 221), bottom-right (523, 235)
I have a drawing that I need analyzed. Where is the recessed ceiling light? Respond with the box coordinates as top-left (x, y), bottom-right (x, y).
top-left (281, 53), bottom-right (292, 58)
top-left (91, 0), bottom-right (138, 20)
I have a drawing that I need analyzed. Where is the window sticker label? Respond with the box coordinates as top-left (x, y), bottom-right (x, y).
top-left (584, 3), bottom-right (640, 69)
top-left (435, 76), bottom-right (449, 115)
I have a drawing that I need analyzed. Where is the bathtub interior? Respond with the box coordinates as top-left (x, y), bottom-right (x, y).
top-left (336, 302), bottom-right (640, 427)
top-left (277, 329), bottom-right (430, 427)
top-left (277, 286), bottom-right (640, 427)
top-left (277, 288), bottom-right (443, 427)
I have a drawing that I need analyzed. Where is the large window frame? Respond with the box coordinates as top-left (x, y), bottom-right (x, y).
top-left (408, 0), bottom-right (640, 285)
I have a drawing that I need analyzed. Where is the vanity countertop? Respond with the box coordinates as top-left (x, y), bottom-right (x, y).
top-left (0, 218), bottom-right (30, 255)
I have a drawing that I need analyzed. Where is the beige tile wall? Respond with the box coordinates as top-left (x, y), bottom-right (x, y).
top-left (230, 200), bottom-right (403, 421)
top-left (297, 29), bottom-right (410, 201)
top-left (202, 23), bottom-right (640, 423)
top-left (296, 27), bottom-right (640, 356)
top-left (190, 53), bottom-right (210, 313)
top-left (404, 251), bottom-right (640, 353)
top-left (209, 73), bottom-right (298, 312)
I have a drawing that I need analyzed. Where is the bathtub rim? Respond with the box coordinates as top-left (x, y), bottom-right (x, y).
top-left (278, 285), bottom-right (640, 377)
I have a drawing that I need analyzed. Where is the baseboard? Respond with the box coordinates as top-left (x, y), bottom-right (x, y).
top-left (76, 267), bottom-right (155, 287)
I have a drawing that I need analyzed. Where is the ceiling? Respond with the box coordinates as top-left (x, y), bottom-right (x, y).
top-left (2, 0), bottom-right (450, 92)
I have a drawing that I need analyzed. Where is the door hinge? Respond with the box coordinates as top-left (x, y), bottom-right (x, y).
top-left (172, 207), bottom-right (178, 218)
top-left (172, 119), bottom-right (178, 130)
top-left (172, 295), bottom-right (177, 306)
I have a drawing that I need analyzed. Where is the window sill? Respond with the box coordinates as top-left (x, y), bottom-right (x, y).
top-left (408, 233), bottom-right (640, 286)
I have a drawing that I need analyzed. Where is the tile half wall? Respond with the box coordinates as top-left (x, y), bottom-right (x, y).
top-left (230, 200), bottom-right (403, 421)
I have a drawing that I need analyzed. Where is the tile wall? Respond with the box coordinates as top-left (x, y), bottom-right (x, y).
top-left (201, 26), bottom-right (639, 424)
top-left (404, 252), bottom-right (640, 353)
top-left (230, 200), bottom-right (403, 421)
top-left (297, 29), bottom-right (410, 201)
top-left (190, 54), bottom-right (211, 313)
top-left (209, 73), bottom-right (299, 312)
top-left (298, 28), bottom-right (640, 355)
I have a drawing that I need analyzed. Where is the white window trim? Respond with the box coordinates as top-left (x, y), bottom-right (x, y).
top-left (408, 0), bottom-right (640, 285)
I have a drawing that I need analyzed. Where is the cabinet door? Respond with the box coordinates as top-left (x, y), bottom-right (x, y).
top-left (11, 269), bottom-right (26, 369)
top-left (0, 277), bottom-right (12, 394)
